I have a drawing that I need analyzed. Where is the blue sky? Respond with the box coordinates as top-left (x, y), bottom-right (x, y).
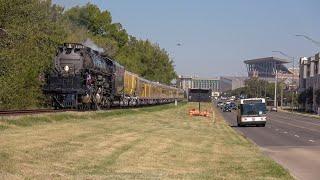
top-left (53, 0), bottom-right (320, 77)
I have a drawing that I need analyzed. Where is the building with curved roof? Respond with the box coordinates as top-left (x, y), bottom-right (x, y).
top-left (244, 57), bottom-right (291, 78)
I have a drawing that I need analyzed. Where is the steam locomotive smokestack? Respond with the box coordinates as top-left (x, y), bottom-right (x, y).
top-left (83, 38), bottom-right (105, 53)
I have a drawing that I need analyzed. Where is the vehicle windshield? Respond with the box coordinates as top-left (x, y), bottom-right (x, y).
top-left (240, 103), bottom-right (266, 116)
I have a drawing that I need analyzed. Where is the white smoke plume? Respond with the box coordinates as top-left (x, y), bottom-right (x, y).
top-left (82, 38), bottom-right (105, 53)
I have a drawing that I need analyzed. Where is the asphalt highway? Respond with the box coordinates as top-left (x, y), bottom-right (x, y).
top-left (220, 108), bottom-right (320, 180)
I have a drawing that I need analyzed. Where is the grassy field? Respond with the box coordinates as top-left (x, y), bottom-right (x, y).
top-left (0, 103), bottom-right (292, 179)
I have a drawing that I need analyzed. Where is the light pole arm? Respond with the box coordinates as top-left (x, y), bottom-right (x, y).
top-left (295, 34), bottom-right (320, 47)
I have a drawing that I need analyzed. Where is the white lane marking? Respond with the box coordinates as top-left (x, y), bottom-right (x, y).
top-left (294, 135), bottom-right (300, 138)
top-left (271, 119), bottom-right (320, 134)
top-left (276, 129), bottom-right (279, 131)
top-left (283, 131), bottom-right (288, 134)
top-left (309, 140), bottom-right (315, 142)
top-left (270, 113), bottom-right (320, 127)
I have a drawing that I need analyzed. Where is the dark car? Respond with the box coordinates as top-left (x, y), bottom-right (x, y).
top-left (220, 103), bottom-right (226, 110)
top-left (217, 101), bottom-right (224, 107)
top-left (223, 105), bottom-right (232, 112)
top-left (229, 102), bottom-right (237, 110)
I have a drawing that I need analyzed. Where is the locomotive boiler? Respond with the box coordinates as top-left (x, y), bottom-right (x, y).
top-left (44, 43), bottom-right (124, 109)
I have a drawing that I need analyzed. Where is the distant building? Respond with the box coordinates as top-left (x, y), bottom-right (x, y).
top-left (191, 77), bottom-right (220, 92)
top-left (299, 53), bottom-right (320, 112)
top-left (176, 75), bottom-right (193, 91)
top-left (244, 57), bottom-right (292, 82)
top-left (219, 77), bottom-right (232, 93)
top-left (278, 67), bottom-right (300, 90)
top-left (220, 76), bottom-right (248, 92)
top-left (177, 76), bottom-right (220, 97)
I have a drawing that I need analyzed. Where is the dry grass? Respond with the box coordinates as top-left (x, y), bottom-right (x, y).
top-left (0, 103), bottom-right (292, 179)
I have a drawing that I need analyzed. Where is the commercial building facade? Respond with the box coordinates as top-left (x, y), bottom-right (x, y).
top-left (176, 76), bottom-right (193, 91)
top-left (299, 53), bottom-right (320, 112)
top-left (191, 77), bottom-right (220, 91)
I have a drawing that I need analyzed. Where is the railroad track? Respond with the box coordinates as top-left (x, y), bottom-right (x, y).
top-left (0, 102), bottom-right (177, 117)
top-left (0, 109), bottom-right (68, 116)
top-left (0, 106), bottom-right (146, 116)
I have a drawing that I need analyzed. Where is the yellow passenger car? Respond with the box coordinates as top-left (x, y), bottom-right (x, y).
top-left (124, 70), bottom-right (184, 104)
top-left (124, 71), bottom-right (138, 96)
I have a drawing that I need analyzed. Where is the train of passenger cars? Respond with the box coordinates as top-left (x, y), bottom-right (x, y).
top-left (43, 43), bottom-right (184, 109)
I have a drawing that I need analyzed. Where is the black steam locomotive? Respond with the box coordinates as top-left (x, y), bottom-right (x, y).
top-left (44, 43), bottom-right (184, 110)
top-left (44, 43), bottom-right (124, 109)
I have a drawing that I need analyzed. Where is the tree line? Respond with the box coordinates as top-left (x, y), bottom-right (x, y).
top-left (0, 0), bottom-right (177, 109)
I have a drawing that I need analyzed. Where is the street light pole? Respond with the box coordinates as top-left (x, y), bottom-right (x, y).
top-left (291, 57), bottom-right (295, 112)
top-left (272, 51), bottom-right (295, 111)
top-left (274, 68), bottom-right (278, 108)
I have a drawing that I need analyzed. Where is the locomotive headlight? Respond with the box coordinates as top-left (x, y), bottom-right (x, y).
top-left (64, 65), bottom-right (69, 72)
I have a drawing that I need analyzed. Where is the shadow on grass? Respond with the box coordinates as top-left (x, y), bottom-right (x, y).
top-left (0, 102), bottom-right (187, 129)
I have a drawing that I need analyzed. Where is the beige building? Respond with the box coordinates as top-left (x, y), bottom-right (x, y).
top-left (176, 75), bottom-right (193, 92)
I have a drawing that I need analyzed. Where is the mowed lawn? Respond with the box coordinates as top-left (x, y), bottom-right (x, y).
top-left (0, 103), bottom-right (292, 179)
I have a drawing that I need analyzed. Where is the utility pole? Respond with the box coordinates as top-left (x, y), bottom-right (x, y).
top-left (274, 69), bottom-right (278, 108)
top-left (291, 57), bottom-right (295, 112)
top-left (281, 83), bottom-right (284, 109)
top-left (264, 60), bottom-right (267, 98)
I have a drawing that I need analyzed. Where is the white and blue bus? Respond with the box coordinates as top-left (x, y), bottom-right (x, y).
top-left (237, 98), bottom-right (267, 127)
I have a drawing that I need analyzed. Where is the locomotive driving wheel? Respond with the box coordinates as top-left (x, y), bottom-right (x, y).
top-left (101, 97), bottom-right (111, 109)
top-left (92, 97), bottom-right (101, 111)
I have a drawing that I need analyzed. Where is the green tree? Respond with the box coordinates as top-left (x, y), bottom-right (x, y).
top-left (63, 4), bottom-right (176, 83)
top-left (0, 1), bottom-right (177, 109)
top-left (64, 4), bottom-right (128, 49)
top-left (0, 0), bottom-right (66, 109)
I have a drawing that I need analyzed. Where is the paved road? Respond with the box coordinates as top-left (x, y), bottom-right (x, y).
top-left (220, 109), bottom-right (320, 180)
